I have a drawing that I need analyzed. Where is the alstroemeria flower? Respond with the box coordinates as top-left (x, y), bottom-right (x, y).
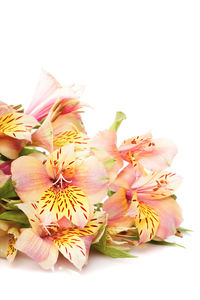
top-left (15, 202), bottom-right (106, 270)
top-left (104, 166), bottom-right (182, 243)
top-left (0, 220), bottom-right (19, 263)
top-left (32, 98), bottom-right (88, 153)
top-left (12, 144), bottom-right (108, 228)
top-left (0, 101), bottom-right (38, 159)
top-left (119, 132), bottom-right (177, 173)
top-left (26, 70), bottom-right (85, 123)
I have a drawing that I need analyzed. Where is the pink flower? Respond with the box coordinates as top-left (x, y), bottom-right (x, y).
top-left (15, 202), bottom-right (105, 270)
top-left (119, 132), bottom-right (178, 173)
top-left (104, 165), bottom-right (183, 243)
top-left (11, 144), bottom-right (109, 228)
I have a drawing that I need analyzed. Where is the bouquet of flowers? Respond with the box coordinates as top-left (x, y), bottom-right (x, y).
top-left (0, 71), bottom-right (186, 271)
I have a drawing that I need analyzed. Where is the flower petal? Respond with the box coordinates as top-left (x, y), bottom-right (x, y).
top-left (53, 232), bottom-right (87, 271)
top-left (39, 185), bottom-right (90, 228)
top-left (132, 171), bottom-right (182, 200)
top-left (0, 112), bottom-right (38, 141)
top-left (136, 138), bottom-right (178, 171)
top-left (0, 135), bottom-right (23, 159)
top-left (26, 70), bottom-right (61, 120)
top-left (114, 164), bottom-right (138, 190)
top-left (73, 156), bottom-right (109, 205)
top-left (103, 188), bottom-right (134, 227)
top-left (45, 144), bottom-right (75, 180)
top-left (142, 196), bottom-right (183, 239)
top-left (54, 126), bottom-right (89, 149)
top-left (127, 193), bottom-right (159, 243)
top-left (11, 156), bottom-right (52, 202)
top-left (15, 228), bottom-right (57, 269)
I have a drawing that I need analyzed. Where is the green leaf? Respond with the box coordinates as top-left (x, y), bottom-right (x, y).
top-left (92, 244), bottom-right (137, 258)
top-left (0, 210), bottom-right (30, 226)
top-left (109, 111), bottom-right (126, 132)
top-left (0, 178), bottom-right (17, 198)
top-left (177, 226), bottom-right (193, 232)
top-left (171, 194), bottom-right (177, 200)
top-left (107, 189), bottom-right (116, 197)
top-left (148, 240), bottom-right (185, 248)
top-left (19, 147), bottom-right (45, 156)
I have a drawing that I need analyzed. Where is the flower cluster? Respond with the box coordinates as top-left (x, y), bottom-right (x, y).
top-left (0, 71), bottom-right (185, 271)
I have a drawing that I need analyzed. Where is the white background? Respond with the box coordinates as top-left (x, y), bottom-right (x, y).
top-left (0, 1), bottom-right (199, 299)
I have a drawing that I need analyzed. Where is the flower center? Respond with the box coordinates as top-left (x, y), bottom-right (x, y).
top-left (53, 174), bottom-right (72, 189)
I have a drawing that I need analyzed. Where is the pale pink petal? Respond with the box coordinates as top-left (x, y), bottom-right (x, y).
top-left (103, 188), bottom-right (134, 227)
top-left (142, 196), bottom-right (183, 239)
top-left (73, 156), bottom-right (109, 204)
top-left (15, 229), bottom-right (57, 268)
top-left (11, 156), bottom-right (52, 202)
top-left (0, 102), bottom-right (14, 117)
top-left (26, 70), bottom-right (61, 117)
top-left (137, 138), bottom-right (178, 171)
top-left (39, 243), bottom-right (59, 270)
top-left (113, 164), bottom-right (138, 190)
top-left (119, 132), bottom-right (152, 158)
top-left (0, 135), bottom-right (23, 159)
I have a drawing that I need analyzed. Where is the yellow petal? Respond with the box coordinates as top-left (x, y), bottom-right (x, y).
top-left (39, 185), bottom-right (89, 228)
top-left (127, 192), bottom-right (159, 243)
top-left (53, 233), bottom-right (86, 271)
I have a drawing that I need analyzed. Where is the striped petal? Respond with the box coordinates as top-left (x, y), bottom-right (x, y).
top-left (0, 112), bottom-right (38, 141)
top-left (53, 233), bottom-right (86, 271)
top-left (119, 133), bottom-right (177, 171)
top-left (45, 144), bottom-right (75, 180)
top-left (39, 185), bottom-right (89, 228)
top-left (127, 193), bottom-right (159, 243)
top-left (132, 171), bottom-right (182, 200)
top-left (54, 127), bottom-right (89, 149)
top-left (53, 212), bottom-right (105, 270)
